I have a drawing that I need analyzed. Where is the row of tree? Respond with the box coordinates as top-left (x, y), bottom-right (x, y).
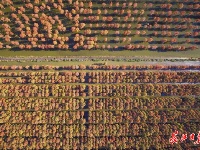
top-left (87, 71), bottom-right (200, 83)
top-left (0, 111), bottom-right (86, 125)
top-left (0, 70), bottom-right (200, 84)
top-left (1, 65), bottom-right (200, 71)
top-left (88, 97), bottom-right (199, 110)
top-left (0, 96), bottom-right (199, 111)
top-left (86, 84), bottom-right (200, 97)
top-left (0, 97), bottom-right (85, 111)
top-left (0, 84), bottom-right (199, 97)
top-left (88, 109), bottom-right (200, 124)
top-left (0, 124), bottom-right (199, 149)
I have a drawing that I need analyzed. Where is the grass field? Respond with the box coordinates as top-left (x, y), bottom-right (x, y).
top-left (0, 49), bottom-right (200, 58)
top-left (0, 60), bottom-right (200, 67)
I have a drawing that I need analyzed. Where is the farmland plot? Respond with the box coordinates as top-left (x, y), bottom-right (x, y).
top-left (0, 64), bottom-right (200, 149)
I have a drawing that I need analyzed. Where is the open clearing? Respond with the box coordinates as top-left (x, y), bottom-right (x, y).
top-left (1, 49), bottom-right (200, 58)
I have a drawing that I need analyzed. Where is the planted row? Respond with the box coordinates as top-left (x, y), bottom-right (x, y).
top-left (0, 97), bottom-right (86, 111)
top-left (88, 97), bottom-right (200, 110)
top-left (0, 65), bottom-right (200, 71)
top-left (88, 110), bottom-right (200, 124)
top-left (0, 111), bottom-right (85, 124)
top-left (0, 84), bottom-right (199, 97)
